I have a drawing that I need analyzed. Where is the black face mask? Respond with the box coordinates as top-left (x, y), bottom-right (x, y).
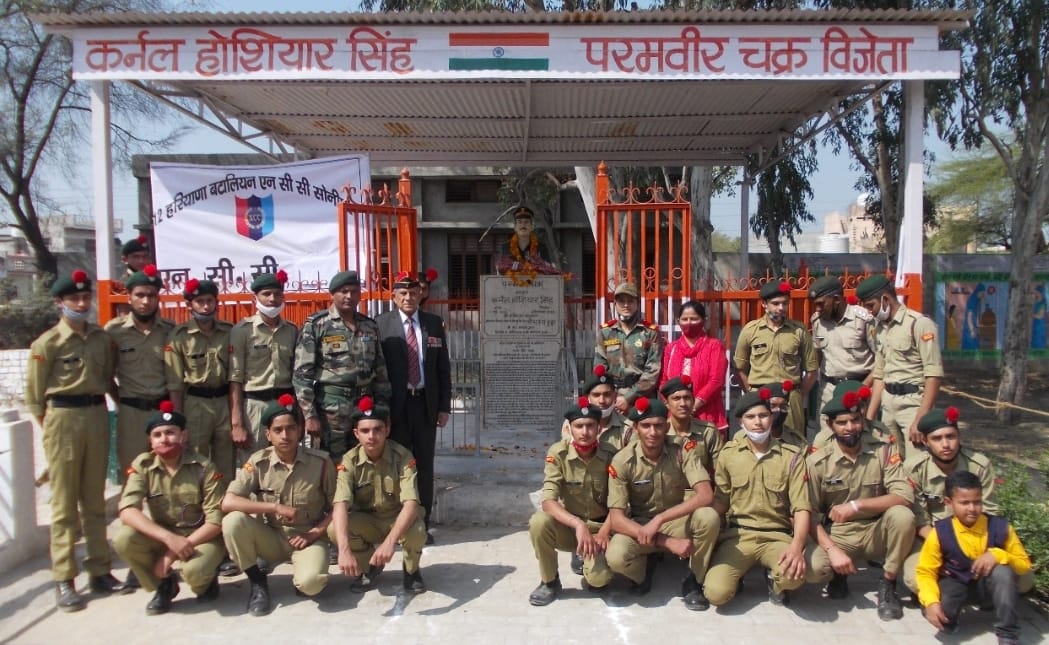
top-left (835, 432), bottom-right (862, 448)
top-left (771, 410), bottom-right (788, 430)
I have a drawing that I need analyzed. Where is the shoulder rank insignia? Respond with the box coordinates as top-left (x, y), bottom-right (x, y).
top-left (336, 463), bottom-right (346, 472)
top-left (211, 472), bottom-right (223, 481)
top-left (888, 453), bottom-right (901, 465)
top-left (921, 332), bottom-right (935, 342)
top-left (683, 439), bottom-right (697, 452)
top-left (545, 455), bottom-right (556, 464)
top-left (126, 466), bottom-right (137, 476)
top-left (242, 462), bottom-right (254, 473)
top-left (607, 464), bottom-right (618, 479)
top-left (406, 459), bottom-right (417, 469)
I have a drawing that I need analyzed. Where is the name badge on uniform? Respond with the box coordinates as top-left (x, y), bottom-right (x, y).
top-left (359, 334), bottom-right (375, 342)
top-left (603, 339), bottom-right (620, 347)
top-left (322, 334), bottom-right (347, 352)
top-left (752, 342), bottom-right (768, 351)
top-left (825, 478), bottom-right (844, 485)
top-left (427, 337), bottom-right (443, 348)
top-left (632, 479), bottom-right (652, 486)
top-left (119, 347), bottom-right (136, 354)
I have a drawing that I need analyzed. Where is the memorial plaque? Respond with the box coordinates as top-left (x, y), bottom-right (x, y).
top-left (481, 275), bottom-right (565, 429)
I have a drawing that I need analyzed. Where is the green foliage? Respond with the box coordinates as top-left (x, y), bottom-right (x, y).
top-left (927, 149), bottom-right (1014, 251)
top-left (711, 231), bottom-right (740, 253)
top-left (994, 453), bottom-right (1049, 598)
top-left (0, 283), bottom-right (57, 349)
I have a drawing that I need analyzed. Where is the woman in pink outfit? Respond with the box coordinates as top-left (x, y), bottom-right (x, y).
top-left (660, 300), bottom-right (728, 435)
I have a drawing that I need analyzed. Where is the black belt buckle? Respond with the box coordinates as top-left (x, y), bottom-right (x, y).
top-left (187, 385), bottom-right (229, 398)
top-left (406, 386), bottom-right (425, 397)
top-left (49, 394), bottom-right (105, 408)
top-left (120, 396), bottom-right (164, 411)
top-left (885, 383), bottom-right (919, 396)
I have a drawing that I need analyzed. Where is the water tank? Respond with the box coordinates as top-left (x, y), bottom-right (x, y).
top-left (819, 234), bottom-right (850, 253)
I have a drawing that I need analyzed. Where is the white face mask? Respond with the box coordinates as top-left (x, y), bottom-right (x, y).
top-left (62, 304), bottom-right (90, 323)
top-left (744, 429), bottom-right (772, 444)
top-left (601, 406), bottom-right (614, 419)
top-left (876, 297), bottom-right (892, 322)
top-left (256, 298), bottom-right (285, 319)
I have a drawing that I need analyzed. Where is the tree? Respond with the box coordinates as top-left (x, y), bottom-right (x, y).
top-left (748, 142), bottom-right (817, 277)
top-left (0, 0), bottom-right (184, 280)
top-left (953, 0), bottom-right (1049, 424)
top-left (927, 149), bottom-right (1014, 252)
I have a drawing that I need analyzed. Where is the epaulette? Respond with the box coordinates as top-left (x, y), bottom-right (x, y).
top-left (852, 305), bottom-right (874, 322)
top-left (355, 311), bottom-right (378, 323)
top-left (778, 440), bottom-right (802, 455)
top-left (645, 320), bottom-right (659, 331)
top-left (302, 446), bottom-right (330, 460)
top-left (306, 309), bottom-right (332, 323)
top-left (602, 319), bottom-right (617, 328)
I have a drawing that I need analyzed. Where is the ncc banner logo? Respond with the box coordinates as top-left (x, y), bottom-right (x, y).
top-left (235, 195), bottom-right (275, 241)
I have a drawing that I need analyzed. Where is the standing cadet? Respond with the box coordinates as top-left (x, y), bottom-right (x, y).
top-left (165, 278), bottom-right (235, 480)
top-left (229, 269), bottom-right (298, 464)
top-left (807, 275), bottom-right (875, 410)
top-left (113, 402), bottom-right (225, 615)
top-left (606, 398), bottom-right (720, 611)
top-left (221, 394), bottom-right (336, 616)
top-left (856, 275), bottom-right (943, 457)
top-left (293, 270), bottom-right (391, 464)
top-left (704, 389), bottom-right (818, 608)
top-left (660, 376), bottom-right (723, 474)
top-left (734, 280), bottom-right (819, 437)
top-left (26, 270), bottom-right (119, 610)
top-left (376, 271), bottom-right (451, 543)
top-left (528, 397), bottom-right (615, 605)
top-left (594, 282), bottom-right (665, 414)
top-left (330, 397), bottom-right (427, 594)
top-left (807, 391), bottom-right (914, 620)
top-left (120, 234), bottom-right (152, 276)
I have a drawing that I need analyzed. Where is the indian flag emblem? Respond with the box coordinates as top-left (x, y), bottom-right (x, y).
top-left (448, 32), bottom-right (550, 71)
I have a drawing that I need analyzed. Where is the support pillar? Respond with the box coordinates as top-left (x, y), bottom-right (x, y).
top-left (898, 80), bottom-right (925, 310)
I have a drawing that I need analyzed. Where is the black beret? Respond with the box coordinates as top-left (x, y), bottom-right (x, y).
top-left (261, 393), bottom-right (300, 428)
top-left (124, 264), bottom-right (163, 291)
top-left (628, 397), bottom-right (669, 423)
top-left (565, 396), bottom-right (602, 422)
top-left (50, 269), bottom-right (92, 298)
top-left (183, 278), bottom-right (218, 301)
top-left (251, 270), bottom-right (287, 293)
top-left (808, 275), bottom-right (843, 299)
top-left (759, 280), bottom-right (792, 300)
top-left (582, 365), bottom-right (615, 394)
top-left (350, 397), bottom-right (390, 426)
top-left (732, 389), bottom-right (772, 418)
top-left (917, 407), bottom-right (960, 435)
top-left (329, 270), bottom-right (360, 293)
top-left (855, 275), bottom-right (892, 301)
top-left (659, 376), bottom-right (693, 398)
top-left (121, 235), bottom-right (149, 256)
top-left (145, 402), bottom-right (186, 433)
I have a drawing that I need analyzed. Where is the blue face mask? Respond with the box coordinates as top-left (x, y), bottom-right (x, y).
top-left (62, 304), bottom-right (90, 323)
top-left (191, 310), bottom-right (216, 323)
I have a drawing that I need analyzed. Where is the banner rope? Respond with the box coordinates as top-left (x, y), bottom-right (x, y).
top-left (940, 386), bottom-right (1049, 419)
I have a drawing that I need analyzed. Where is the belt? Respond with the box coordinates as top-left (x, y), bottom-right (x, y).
top-left (49, 394), bottom-right (105, 408)
top-left (884, 382), bottom-right (920, 396)
top-left (245, 387), bottom-right (295, 402)
top-left (824, 374), bottom-right (870, 386)
top-left (588, 515), bottom-right (608, 524)
top-left (728, 522), bottom-right (792, 535)
top-left (318, 384), bottom-right (371, 398)
top-left (186, 384), bottom-right (230, 398)
top-left (406, 386), bottom-right (425, 397)
top-left (119, 396), bottom-right (166, 411)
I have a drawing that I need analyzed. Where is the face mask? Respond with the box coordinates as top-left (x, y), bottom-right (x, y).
top-left (62, 305), bottom-right (90, 323)
top-left (256, 298), bottom-right (285, 319)
top-left (152, 442), bottom-right (182, 460)
top-left (766, 311), bottom-right (784, 324)
top-left (192, 310), bottom-right (216, 323)
top-left (601, 406), bottom-right (614, 419)
top-left (835, 432), bottom-right (863, 448)
top-left (876, 298), bottom-right (892, 322)
top-left (572, 440), bottom-right (597, 453)
top-left (771, 410), bottom-right (788, 430)
top-left (744, 429), bottom-right (771, 444)
top-left (679, 322), bottom-right (704, 338)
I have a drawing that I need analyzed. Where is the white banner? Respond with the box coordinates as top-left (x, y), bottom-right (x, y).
top-left (149, 155), bottom-right (369, 292)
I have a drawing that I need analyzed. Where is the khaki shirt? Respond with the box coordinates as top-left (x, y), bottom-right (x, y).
top-left (335, 441), bottom-right (418, 517)
top-left (228, 446), bottom-right (335, 535)
top-left (907, 448), bottom-right (997, 529)
top-left (105, 314), bottom-right (174, 398)
top-left (871, 305), bottom-right (944, 384)
top-left (607, 440), bottom-right (709, 519)
top-left (811, 304), bottom-right (875, 379)
top-left (667, 418), bottom-right (723, 473)
top-left (806, 432), bottom-right (911, 531)
top-left (26, 319), bottom-right (116, 418)
top-left (541, 439), bottom-right (614, 522)
top-left (119, 449), bottom-right (225, 535)
top-left (229, 314), bottom-right (298, 390)
top-left (733, 317), bottom-right (819, 384)
top-left (164, 319), bottom-right (233, 390)
top-left (714, 438), bottom-right (811, 532)
top-left (594, 319), bottom-right (665, 403)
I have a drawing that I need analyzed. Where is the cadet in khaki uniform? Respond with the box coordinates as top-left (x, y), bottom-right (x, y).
top-left (229, 270), bottom-right (298, 464)
top-left (165, 278), bottom-right (235, 479)
top-left (106, 265), bottom-right (174, 484)
top-left (661, 376), bottom-right (722, 474)
top-left (857, 275), bottom-right (943, 457)
top-left (222, 394), bottom-right (336, 616)
top-left (562, 365), bottom-right (634, 452)
top-left (807, 391), bottom-right (914, 621)
top-left (26, 270), bottom-right (120, 610)
top-left (594, 282), bottom-right (665, 414)
top-left (901, 407), bottom-right (1034, 597)
top-left (704, 389), bottom-right (819, 608)
top-left (529, 397), bottom-right (615, 605)
top-left (606, 398), bottom-right (720, 611)
top-left (732, 380), bottom-right (807, 449)
top-left (330, 397), bottom-right (427, 594)
top-left (733, 280), bottom-right (819, 439)
top-left (807, 275), bottom-right (875, 410)
top-left (293, 270), bottom-right (392, 463)
top-left (812, 380), bottom-right (893, 448)
top-left (113, 402), bottom-right (225, 615)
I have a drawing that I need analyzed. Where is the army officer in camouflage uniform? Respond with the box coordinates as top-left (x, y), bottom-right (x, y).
top-left (595, 282), bottom-right (665, 414)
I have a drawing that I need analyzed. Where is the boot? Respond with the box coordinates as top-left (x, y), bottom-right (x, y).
top-left (116, 570), bottom-right (140, 595)
top-left (403, 568), bottom-right (426, 595)
top-left (630, 554), bottom-right (660, 596)
top-left (876, 577), bottom-right (903, 621)
top-left (570, 553), bottom-right (584, 575)
top-left (349, 564), bottom-right (384, 593)
top-left (826, 573), bottom-right (850, 599)
top-left (217, 556), bottom-right (240, 577)
top-left (196, 577), bottom-right (220, 603)
top-left (528, 576), bottom-right (562, 606)
top-left (765, 568), bottom-right (789, 606)
top-left (55, 580), bottom-right (85, 612)
top-left (681, 574), bottom-right (710, 611)
top-left (88, 572), bottom-right (123, 594)
top-left (145, 575), bottom-right (179, 616)
top-left (248, 578), bottom-right (270, 616)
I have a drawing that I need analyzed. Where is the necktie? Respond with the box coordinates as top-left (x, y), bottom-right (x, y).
top-left (406, 317), bottom-right (421, 388)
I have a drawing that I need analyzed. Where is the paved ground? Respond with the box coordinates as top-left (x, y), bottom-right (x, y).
top-left (1, 522), bottom-right (1046, 645)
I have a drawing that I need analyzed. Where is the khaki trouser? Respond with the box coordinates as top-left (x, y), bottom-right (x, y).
top-left (605, 507), bottom-right (720, 584)
top-left (704, 528), bottom-right (824, 606)
top-left (881, 390), bottom-right (921, 460)
top-left (528, 511), bottom-right (613, 587)
top-left (902, 537), bottom-right (1036, 595)
top-left (115, 403), bottom-right (153, 484)
top-left (811, 505), bottom-right (916, 583)
top-left (43, 406), bottom-right (111, 581)
top-left (184, 393), bottom-right (233, 480)
top-left (235, 397), bottom-right (271, 467)
top-left (113, 524), bottom-right (224, 595)
top-left (222, 511), bottom-right (330, 596)
top-left (328, 509), bottom-right (426, 574)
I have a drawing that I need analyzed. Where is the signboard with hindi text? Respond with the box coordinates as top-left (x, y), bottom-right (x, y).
top-left (481, 275), bottom-right (564, 430)
top-left (149, 155), bottom-right (369, 291)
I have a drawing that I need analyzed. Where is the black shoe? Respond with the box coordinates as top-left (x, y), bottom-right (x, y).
top-left (248, 579), bottom-right (271, 616)
top-left (528, 577), bottom-right (562, 606)
top-left (826, 573), bottom-right (850, 599)
top-left (403, 568), bottom-right (426, 595)
top-left (329, 543), bottom-right (338, 566)
top-left (765, 568), bottom-right (788, 606)
top-left (256, 558), bottom-right (271, 576)
top-left (196, 577), bottom-right (220, 603)
top-left (876, 577), bottom-right (903, 621)
top-left (145, 575), bottom-right (179, 616)
top-left (350, 564), bottom-right (385, 593)
top-left (88, 573), bottom-right (123, 595)
top-left (116, 570), bottom-right (140, 595)
top-left (570, 553), bottom-right (584, 576)
top-left (630, 554), bottom-right (659, 596)
top-left (681, 574), bottom-right (710, 611)
top-left (941, 621), bottom-right (959, 635)
top-left (217, 557), bottom-right (240, 578)
top-left (425, 531), bottom-right (435, 546)
top-left (55, 580), bottom-right (85, 612)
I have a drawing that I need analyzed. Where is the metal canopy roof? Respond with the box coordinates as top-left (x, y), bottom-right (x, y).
top-left (35, 9), bottom-right (969, 166)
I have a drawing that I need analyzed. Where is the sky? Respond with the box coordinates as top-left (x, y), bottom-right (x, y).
top-left (28, 0), bottom-right (957, 242)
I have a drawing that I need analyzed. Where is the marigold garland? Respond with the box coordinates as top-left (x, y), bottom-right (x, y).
top-left (505, 233), bottom-right (540, 286)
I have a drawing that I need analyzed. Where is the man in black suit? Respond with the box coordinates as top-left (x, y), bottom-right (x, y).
top-left (377, 272), bottom-right (452, 543)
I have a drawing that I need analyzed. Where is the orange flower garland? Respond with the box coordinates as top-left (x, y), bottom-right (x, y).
top-left (505, 233), bottom-right (540, 286)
